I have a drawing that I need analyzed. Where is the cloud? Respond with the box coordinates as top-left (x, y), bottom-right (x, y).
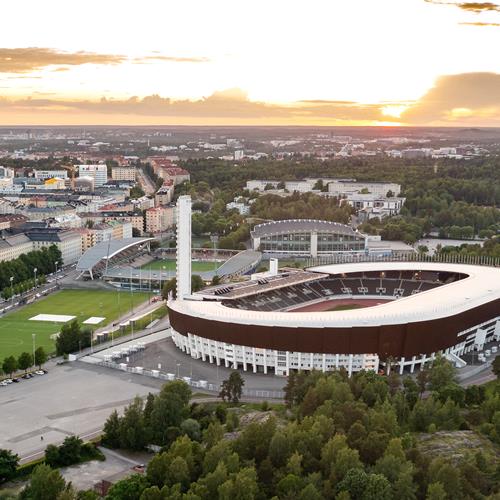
top-left (0, 48), bottom-right (126, 73)
top-left (0, 88), bottom-right (395, 124)
top-left (457, 2), bottom-right (500, 11)
top-left (134, 55), bottom-right (210, 64)
top-left (425, 0), bottom-right (500, 11)
top-left (0, 48), bottom-right (210, 74)
top-left (401, 72), bottom-right (500, 124)
top-left (459, 20), bottom-right (500, 24)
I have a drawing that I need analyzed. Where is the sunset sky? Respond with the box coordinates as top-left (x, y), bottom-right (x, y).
top-left (1, 0), bottom-right (500, 126)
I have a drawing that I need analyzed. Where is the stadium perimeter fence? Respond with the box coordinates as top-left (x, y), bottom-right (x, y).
top-left (96, 359), bottom-right (285, 399)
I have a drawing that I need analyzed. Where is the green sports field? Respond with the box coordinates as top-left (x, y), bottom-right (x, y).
top-left (141, 259), bottom-right (224, 272)
top-left (0, 289), bottom-right (150, 359)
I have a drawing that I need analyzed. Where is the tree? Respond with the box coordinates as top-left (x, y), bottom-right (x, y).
top-left (219, 371), bottom-right (245, 403)
top-left (34, 347), bottom-right (47, 369)
top-left (119, 397), bottom-right (148, 450)
top-left (428, 355), bottom-right (456, 391)
top-left (56, 319), bottom-right (82, 356)
top-left (0, 449), bottom-right (18, 484)
top-left (426, 482), bottom-right (447, 500)
top-left (492, 355), bottom-right (500, 379)
top-left (103, 409), bottom-right (121, 448)
top-left (57, 436), bottom-right (83, 466)
top-left (162, 277), bottom-right (177, 300)
top-left (106, 474), bottom-right (149, 500)
top-left (2, 356), bottom-right (17, 377)
top-left (22, 464), bottom-right (67, 500)
top-left (191, 274), bottom-right (204, 293)
top-left (18, 352), bottom-right (32, 374)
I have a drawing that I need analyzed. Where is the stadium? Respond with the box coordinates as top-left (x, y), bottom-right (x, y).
top-left (168, 197), bottom-right (500, 377)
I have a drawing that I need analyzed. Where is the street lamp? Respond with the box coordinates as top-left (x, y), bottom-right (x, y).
top-left (9, 276), bottom-right (13, 305)
top-left (176, 362), bottom-right (180, 378)
top-left (32, 333), bottom-right (36, 368)
top-left (55, 261), bottom-right (59, 287)
top-left (33, 267), bottom-right (37, 290)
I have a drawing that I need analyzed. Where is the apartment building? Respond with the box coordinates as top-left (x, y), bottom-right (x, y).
top-left (111, 166), bottom-right (136, 181)
top-left (78, 164), bottom-right (107, 187)
top-left (145, 206), bottom-right (175, 234)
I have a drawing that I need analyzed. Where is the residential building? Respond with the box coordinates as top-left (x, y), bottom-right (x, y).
top-left (111, 166), bottom-right (136, 181)
top-left (78, 164), bottom-right (107, 187)
top-left (343, 194), bottom-right (406, 219)
top-left (28, 227), bottom-right (83, 264)
top-left (145, 206), bottom-right (175, 234)
top-left (79, 211), bottom-right (144, 235)
top-left (226, 197), bottom-right (251, 215)
top-left (0, 233), bottom-right (34, 262)
top-left (0, 166), bottom-right (14, 178)
top-left (160, 167), bottom-right (190, 185)
top-left (155, 180), bottom-right (175, 206)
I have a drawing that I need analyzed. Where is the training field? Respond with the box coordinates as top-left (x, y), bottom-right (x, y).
top-left (0, 289), bottom-right (150, 359)
top-left (141, 259), bottom-right (224, 272)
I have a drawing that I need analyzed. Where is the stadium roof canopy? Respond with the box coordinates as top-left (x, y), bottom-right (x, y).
top-left (251, 219), bottom-right (362, 238)
top-left (215, 250), bottom-right (262, 278)
top-left (76, 237), bottom-right (153, 278)
top-left (170, 262), bottom-right (500, 328)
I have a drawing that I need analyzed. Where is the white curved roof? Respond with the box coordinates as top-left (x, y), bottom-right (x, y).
top-left (168, 262), bottom-right (500, 328)
top-left (76, 237), bottom-right (153, 271)
top-left (251, 219), bottom-right (361, 238)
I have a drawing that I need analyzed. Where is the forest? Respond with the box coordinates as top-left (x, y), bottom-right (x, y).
top-left (13, 356), bottom-right (500, 499)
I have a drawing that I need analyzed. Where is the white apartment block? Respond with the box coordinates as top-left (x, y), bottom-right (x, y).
top-left (344, 194), bottom-right (406, 217)
top-left (78, 164), bottom-right (107, 187)
top-left (328, 180), bottom-right (401, 197)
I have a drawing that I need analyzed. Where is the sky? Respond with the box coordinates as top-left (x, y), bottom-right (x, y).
top-left (1, 0), bottom-right (500, 126)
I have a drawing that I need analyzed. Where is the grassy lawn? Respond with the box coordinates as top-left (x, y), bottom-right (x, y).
top-left (141, 259), bottom-right (223, 272)
top-left (0, 289), bottom-right (150, 358)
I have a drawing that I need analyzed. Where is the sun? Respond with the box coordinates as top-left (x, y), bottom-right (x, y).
top-left (381, 104), bottom-right (408, 119)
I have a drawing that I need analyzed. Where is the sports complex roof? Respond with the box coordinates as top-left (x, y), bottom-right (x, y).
top-left (169, 262), bottom-right (500, 328)
top-left (215, 250), bottom-right (261, 277)
top-left (251, 219), bottom-right (362, 238)
top-left (76, 237), bottom-right (153, 274)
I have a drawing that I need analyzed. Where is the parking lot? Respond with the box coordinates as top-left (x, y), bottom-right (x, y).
top-left (0, 361), bottom-right (163, 462)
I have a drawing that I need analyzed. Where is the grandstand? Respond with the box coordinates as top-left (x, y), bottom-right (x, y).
top-left (168, 262), bottom-right (500, 377)
top-left (76, 238), bottom-right (153, 280)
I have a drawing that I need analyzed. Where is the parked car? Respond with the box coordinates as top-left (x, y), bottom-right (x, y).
top-left (4, 379), bottom-right (13, 384)
top-left (0, 381), bottom-right (8, 387)
top-left (35, 370), bottom-right (45, 375)
top-left (12, 378), bottom-right (20, 383)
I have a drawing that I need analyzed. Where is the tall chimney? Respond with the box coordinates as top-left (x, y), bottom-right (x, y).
top-left (176, 195), bottom-right (192, 299)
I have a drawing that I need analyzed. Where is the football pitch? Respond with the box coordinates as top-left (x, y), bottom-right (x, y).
top-left (141, 259), bottom-right (223, 272)
top-left (0, 289), bottom-right (150, 359)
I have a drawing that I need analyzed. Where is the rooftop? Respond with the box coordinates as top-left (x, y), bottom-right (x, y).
top-left (251, 219), bottom-right (362, 238)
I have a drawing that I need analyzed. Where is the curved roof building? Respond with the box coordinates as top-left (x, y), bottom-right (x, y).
top-left (76, 237), bottom-right (153, 279)
top-left (168, 262), bottom-right (500, 376)
top-left (251, 219), bottom-right (367, 257)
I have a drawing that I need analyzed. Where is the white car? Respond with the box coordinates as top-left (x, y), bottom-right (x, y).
top-left (0, 381), bottom-right (8, 386)
top-left (35, 370), bottom-right (45, 375)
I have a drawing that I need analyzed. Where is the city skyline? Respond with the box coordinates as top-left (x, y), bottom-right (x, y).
top-left (1, 0), bottom-right (500, 126)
